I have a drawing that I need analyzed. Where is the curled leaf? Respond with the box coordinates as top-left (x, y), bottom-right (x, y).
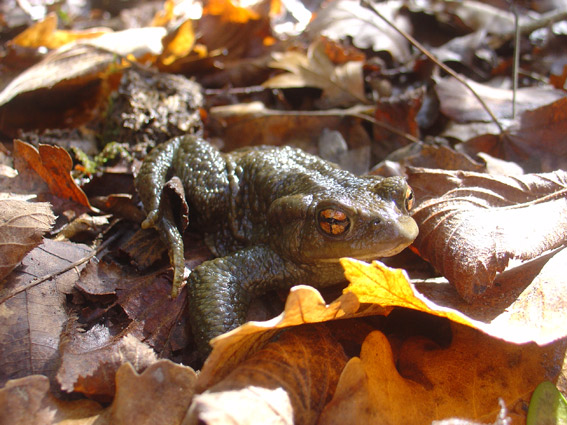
top-left (0, 199), bottom-right (54, 280)
top-left (408, 168), bottom-right (567, 301)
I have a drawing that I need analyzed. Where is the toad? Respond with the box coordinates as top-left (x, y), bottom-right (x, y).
top-left (136, 135), bottom-right (418, 354)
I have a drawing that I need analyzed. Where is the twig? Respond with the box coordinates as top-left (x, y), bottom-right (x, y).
top-left (512, 1), bottom-right (520, 119)
top-left (360, 0), bottom-right (504, 133)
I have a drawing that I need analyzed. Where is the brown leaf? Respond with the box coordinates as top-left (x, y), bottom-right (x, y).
top-left (320, 325), bottom-right (565, 424)
top-left (264, 39), bottom-right (367, 108)
top-left (504, 96), bottom-right (567, 172)
top-left (0, 27), bottom-right (166, 107)
top-left (0, 239), bottom-right (91, 387)
top-left (408, 168), bottom-right (567, 301)
top-left (188, 326), bottom-right (347, 425)
top-left (13, 140), bottom-right (92, 208)
top-left (435, 76), bottom-right (565, 123)
top-left (209, 102), bottom-right (373, 150)
top-left (0, 375), bottom-right (103, 425)
top-left (109, 361), bottom-right (197, 425)
top-left (305, 0), bottom-right (410, 62)
top-left (57, 331), bottom-right (158, 398)
top-left (197, 285), bottom-right (367, 391)
top-left (0, 199), bottom-right (54, 280)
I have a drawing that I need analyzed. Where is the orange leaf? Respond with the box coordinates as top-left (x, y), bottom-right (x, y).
top-left (11, 13), bottom-right (108, 50)
top-left (203, 0), bottom-right (260, 23)
top-left (13, 140), bottom-right (92, 208)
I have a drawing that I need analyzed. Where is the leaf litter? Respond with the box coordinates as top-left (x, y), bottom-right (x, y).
top-left (0, 0), bottom-right (567, 424)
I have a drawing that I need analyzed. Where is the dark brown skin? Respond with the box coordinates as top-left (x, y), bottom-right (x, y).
top-left (136, 135), bottom-right (418, 355)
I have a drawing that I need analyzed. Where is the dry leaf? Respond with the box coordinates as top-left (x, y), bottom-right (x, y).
top-left (188, 325), bottom-right (347, 425)
top-left (0, 239), bottom-right (91, 387)
top-left (9, 13), bottom-right (110, 50)
top-left (264, 39), bottom-right (366, 108)
top-left (197, 285), bottom-right (365, 391)
top-left (57, 332), bottom-right (158, 397)
top-left (13, 140), bottom-right (92, 208)
top-left (0, 199), bottom-right (54, 280)
top-left (0, 375), bottom-right (102, 425)
top-left (341, 257), bottom-right (567, 345)
top-left (408, 168), bottom-right (567, 301)
top-left (306, 0), bottom-right (410, 62)
top-left (435, 76), bottom-right (566, 123)
top-left (109, 361), bottom-right (197, 425)
top-left (209, 102), bottom-right (373, 149)
top-left (320, 325), bottom-right (564, 424)
top-left (0, 27), bottom-right (166, 107)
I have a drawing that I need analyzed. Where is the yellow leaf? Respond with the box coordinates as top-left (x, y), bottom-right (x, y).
top-left (341, 258), bottom-right (476, 329)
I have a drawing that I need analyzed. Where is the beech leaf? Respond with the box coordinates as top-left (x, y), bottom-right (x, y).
top-left (13, 140), bottom-right (92, 208)
top-left (0, 199), bottom-right (54, 280)
top-left (408, 168), bottom-right (567, 301)
top-left (0, 239), bottom-right (91, 387)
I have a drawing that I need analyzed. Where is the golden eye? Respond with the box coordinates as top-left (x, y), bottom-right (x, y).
top-left (405, 186), bottom-right (415, 211)
top-left (318, 208), bottom-right (350, 236)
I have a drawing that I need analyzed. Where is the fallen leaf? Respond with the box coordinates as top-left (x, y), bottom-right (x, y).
top-left (503, 96), bottom-right (567, 172)
top-left (57, 331), bottom-right (158, 398)
top-left (209, 101), bottom-right (374, 150)
top-left (9, 13), bottom-right (110, 50)
top-left (435, 76), bottom-right (566, 123)
top-left (408, 168), bottom-right (567, 301)
top-left (109, 361), bottom-right (197, 425)
top-left (0, 199), bottom-right (54, 280)
top-left (197, 285), bottom-right (367, 391)
top-left (342, 256), bottom-right (567, 346)
top-left (188, 325), bottom-right (347, 425)
top-left (0, 239), bottom-right (91, 387)
top-left (0, 375), bottom-right (103, 425)
top-left (320, 325), bottom-right (565, 424)
top-left (13, 140), bottom-right (92, 209)
top-left (306, 0), bottom-right (410, 62)
top-left (0, 27), bottom-right (166, 107)
top-left (264, 39), bottom-right (367, 108)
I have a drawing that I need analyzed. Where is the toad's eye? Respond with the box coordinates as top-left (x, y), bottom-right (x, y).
top-left (318, 208), bottom-right (350, 236)
top-left (405, 186), bottom-right (415, 211)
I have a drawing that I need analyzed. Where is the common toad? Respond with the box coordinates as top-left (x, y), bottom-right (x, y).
top-left (136, 135), bottom-right (418, 354)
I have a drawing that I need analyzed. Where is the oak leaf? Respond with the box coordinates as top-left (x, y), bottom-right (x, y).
top-left (320, 325), bottom-right (564, 424)
top-left (408, 168), bottom-right (567, 301)
top-left (263, 39), bottom-right (366, 108)
top-left (0, 375), bottom-right (102, 425)
top-left (109, 361), bottom-right (197, 425)
top-left (0, 199), bottom-right (54, 280)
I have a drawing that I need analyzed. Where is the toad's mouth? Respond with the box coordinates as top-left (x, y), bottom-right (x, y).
top-left (315, 243), bottom-right (412, 263)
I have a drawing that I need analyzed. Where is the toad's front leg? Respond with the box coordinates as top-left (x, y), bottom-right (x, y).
top-left (188, 245), bottom-right (298, 356)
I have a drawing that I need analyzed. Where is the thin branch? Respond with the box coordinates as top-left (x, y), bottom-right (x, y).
top-left (360, 0), bottom-right (504, 133)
